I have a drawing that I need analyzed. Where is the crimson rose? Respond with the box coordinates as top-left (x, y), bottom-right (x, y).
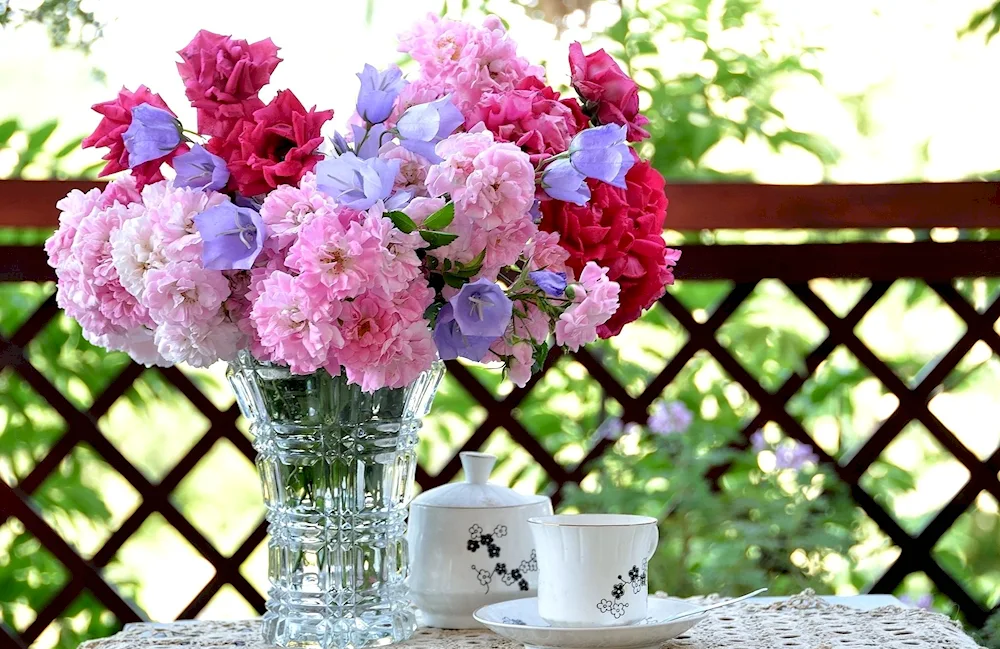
top-left (568, 42), bottom-right (649, 142)
top-left (206, 90), bottom-right (332, 197)
top-left (177, 30), bottom-right (282, 137)
top-left (540, 159), bottom-right (678, 337)
top-left (82, 85), bottom-right (188, 188)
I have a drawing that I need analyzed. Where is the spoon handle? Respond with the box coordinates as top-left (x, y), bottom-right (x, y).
top-left (667, 588), bottom-right (769, 622)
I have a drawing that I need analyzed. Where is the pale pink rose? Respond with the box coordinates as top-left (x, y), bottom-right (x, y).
top-left (143, 181), bottom-right (228, 262)
top-left (337, 280), bottom-right (436, 392)
top-left (485, 338), bottom-right (534, 388)
top-left (380, 143), bottom-right (432, 197)
top-left (364, 214), bottom-right (426, 296)
top-left (46, 187), bottom-right (101, 268)
top-left (555, 262), bottom-right (621, 351)
top-left (480, 217), bottom-right (537, 280)
top-left (111, 213), bottom-right (165, 299)
top-left (259, 172), bottom-right (341, 250)
top-left (405, 196), bottom-right (447, 225)
top-left (526, 230), bottom-right (572, 277)
top-left (457, 142), bottom-right (534, 231)
top-left (250, 271), bottom-right (343, 375)
top-left (71, 201), bottom-right (143, 291)
top-left (97, 174), bottom-right (142, 209)
top-left (118, 327), bottom-right (170, 367)
top-left (285, 214), bottom-right (383, 300)
top-left (154, 315), bottom-right (244, 368)
top-left (514, 301), bottom-right (551, 344)
top-left (143, 261), bottom-right (231, 326)
top-left (387, 78), bottom-right (447, 126)
top-left (398, 14), bottom-right (543, 117)
top-left (97, 277), bottom-right (153, 331)
top-left (425, 129), bottom-right (495, 198)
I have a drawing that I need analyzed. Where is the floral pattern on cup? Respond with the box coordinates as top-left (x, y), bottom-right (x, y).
top-left (597, 561), bottom-right (647, 619)
top-left (468, 524), bottom-right (537, 593)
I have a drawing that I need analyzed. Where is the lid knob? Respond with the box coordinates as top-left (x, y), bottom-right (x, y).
top-left (461, 452), bottom-right (496, 485)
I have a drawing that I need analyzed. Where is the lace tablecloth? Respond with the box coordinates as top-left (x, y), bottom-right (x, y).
top-left (79, 591), bottom-right (983, 649)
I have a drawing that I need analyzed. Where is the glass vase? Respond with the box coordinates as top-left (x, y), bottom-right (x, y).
top-left (227, 351), bottom-right (445, 649)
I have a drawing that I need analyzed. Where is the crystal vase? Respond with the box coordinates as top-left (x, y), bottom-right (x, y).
top-left (227, 351), bottom-right (445, 649)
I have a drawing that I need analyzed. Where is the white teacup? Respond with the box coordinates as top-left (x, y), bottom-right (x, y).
top-left (528, 514), bottom-right (658, 627)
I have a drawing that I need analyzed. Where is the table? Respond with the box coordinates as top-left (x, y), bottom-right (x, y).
top-left (79, 591), bottom-right (983, 649)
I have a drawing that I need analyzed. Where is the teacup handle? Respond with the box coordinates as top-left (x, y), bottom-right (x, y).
top-left (644, 524), bottom-right (659, 560)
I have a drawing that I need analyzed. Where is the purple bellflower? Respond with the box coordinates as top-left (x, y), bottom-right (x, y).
top-left (314, 152), bottom-right (402, 211)
top-left (351, 122), bottom-right (389, 160)
top-left (449, 278), bottom-right (513, 339)
top-left (774, 441), bottom-right (819, 470)
top-left (529, 270), bottom-right (567, 297)
top-left (433, 304), bottom-right (497, 362)
top-left (172, 144), bottom-right (230, 191)
top-left (540, 158), bottom-right (590, 205)
top-left (395, 95), bottom-right (464, 163)
top-left (330, 131), bottom-right (351, 155)
top-left (356, 64), bottom-right (405, 124)
top-left (123, 104), bottom-right (183, 167)
top-left (194, 201), bottom-right (267, 270)
top-left (568, 123), bottom-right (634, 188)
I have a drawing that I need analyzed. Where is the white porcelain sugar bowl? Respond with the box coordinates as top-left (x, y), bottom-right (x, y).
top-left (407, 451), bottom-right (553, 629)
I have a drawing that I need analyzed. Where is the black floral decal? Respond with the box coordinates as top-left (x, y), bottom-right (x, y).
top-left (597, 560), bottom-right (647, 619)
top-left (468, 524), bottom-right (537, 594)
top-left (501, 617), bottom-right (526, 626)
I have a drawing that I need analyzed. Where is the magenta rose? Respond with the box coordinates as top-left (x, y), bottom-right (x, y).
top-left (206, 90), bottom-right (333, 197)
top-left (469, 77), bottom-right (590, 164)
top-left (176, 30), bottom-right (282, 137)
top-left (568, 42), bottom-right (649, 142)
top-left (82, 85), bottom-right (188, 188)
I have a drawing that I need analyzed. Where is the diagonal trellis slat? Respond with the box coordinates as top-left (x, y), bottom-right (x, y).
top-left (2, 181), bottom-right (1000, 647)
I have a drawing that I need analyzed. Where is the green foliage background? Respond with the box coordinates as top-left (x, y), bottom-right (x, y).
top-left (1, 0), bottom-right (999, 647)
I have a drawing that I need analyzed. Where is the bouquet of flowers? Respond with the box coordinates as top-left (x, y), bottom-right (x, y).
top-left (46, 15), bottom-right (679, 393)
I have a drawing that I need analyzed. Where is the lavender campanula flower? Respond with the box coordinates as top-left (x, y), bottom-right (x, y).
top-left (172, 144), bottom-right (230, 191)
top-left (449, 278), bottom-right (512, 339)
top-left (314, 152), bottom-right (400, 210)
top-left (351, 122), bottom-right (389, 160)
top-left (433, 304), bottom-right (497, 362)
top-left (123, 104), bottom-right (182, 167)
top-left (529, 270), bottom-right (567, 297)
top-left (540, 158), bottom-right (591, 205)
top-left (750, 430), bottom-right (768, 452)
top-left (356, 64), bottom-right (405, 124)
top-left (194, 201), bottom-right (267, 270)
top-left (395, 95), bottom-right (464, 163)
top-left (774, 440), bottom-right (819, 470)
top-left (568, 123), bottom-right (634, 188)
top-left (647, 400), bottom-right (693, 436)
top-left (330, 131), bottom-right (351, 155)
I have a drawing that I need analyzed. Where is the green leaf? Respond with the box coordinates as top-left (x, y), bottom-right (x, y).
top-left (386, 210), bottom-right (417, 234)
top-left (0, 119), bottom-right (19, 149)
top-left (54, 136), bottom-right (85, 159)
top-left (421, 202), bottom-right (455, 231)
top-left (442, 272), bottom-right (467, 288)
top-left (419, 229), bottom-right (459, 249)
top-left (25, 120), bottom-right (59, 157)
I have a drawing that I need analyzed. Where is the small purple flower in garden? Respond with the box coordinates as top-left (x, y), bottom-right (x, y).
top-left (540, 158), bottom-right (591, 205)
top-left (529, 270), bottom-right (567, 297)
top-left (433, 304), bottom-right (497, 362)
top-left (774, 441), bottom-right (819, 470)
top-left (172, 144), bottom-right (230, 191)
top-left (568, 123), bottom-right (634, 188)
top-left (356, 64), bottom-right (405, 124)
top-left (123, 104), bottom-right (182, 167)
top-left (901, 594), bottom-right (934, 610)
top-left (600, 418), bottom-right (624, 441)
top-left (194, 201), bottom-right (267, 270)
top-left (395, 95), bottom-right (464, 162)
top-left (314, 152), bottom-right (400, 210)
top-left (528, 199), bottom-right (542, 223)
top-left (647, 400), bottom-right (693, 436)
top-left (750, 430), bottom-right (768, 452)
top-left (449, 278), bottom-right (513, 339)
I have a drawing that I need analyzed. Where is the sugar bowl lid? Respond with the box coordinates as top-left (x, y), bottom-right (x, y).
top-left (411, 452), bottom-right (549, 508)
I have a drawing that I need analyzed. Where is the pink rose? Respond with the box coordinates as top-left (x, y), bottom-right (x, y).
top-left (82, 86), bottom-right (188, 188)
top-left (176, 30), bottom-right (282, 137)
top-left (568, 42), bottom-right (649, 142)
top-left (469, 77), bottom-right (589, 164)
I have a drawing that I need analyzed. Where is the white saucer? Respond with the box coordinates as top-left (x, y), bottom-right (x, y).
top-left (473, 597), bottom-right (706, 649)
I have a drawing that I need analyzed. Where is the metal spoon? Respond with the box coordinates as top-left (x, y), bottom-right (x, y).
top-left (661, 588), bottom-right (769, 623)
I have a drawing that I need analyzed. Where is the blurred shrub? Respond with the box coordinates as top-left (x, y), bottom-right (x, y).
top-left (0, 0), bottom-right (103, 52)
